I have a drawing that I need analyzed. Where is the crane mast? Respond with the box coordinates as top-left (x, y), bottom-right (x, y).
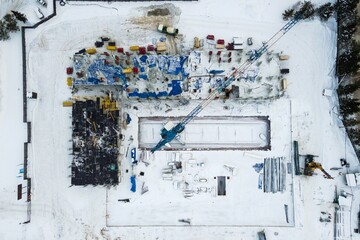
top-left (151, 16), bottom-right (302, 153)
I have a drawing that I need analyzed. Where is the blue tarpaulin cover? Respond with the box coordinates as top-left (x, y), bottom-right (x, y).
top-left (130, 176), bottom-right (136, 192)
top-left (169, 80), bottom-right (182, 96)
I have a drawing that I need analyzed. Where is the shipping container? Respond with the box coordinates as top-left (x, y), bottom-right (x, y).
top-left (130, 46), bottom-right (140, 51)
top-left (147, 45), bottom-right (155, 51)
top-left (194, 37), bottom-right (200, 48)
top-left (67, 77), bottom-right (73, 87)
top-left (215, 44), bottom-right (225, 49)
top-left (139, 47), bottom-right (146, 55)
top-left (217, 39), bottom-right (225, 45)
top-left (281, 79), bottom-right (287, 90)
top-left (157, 45), bottom-right (167, 52)
top-left (62, 101), bottom-right (73, 107)
top-left (66, 67), bottom-right (73, 75)
top-left (86, 48), bottom-right (97, 54)
top-left (279, 55), bottom-right (290, 60)
top-left (123, 68), bottom-right (132, 74)
top-left (106, 46), bottom-right (117, 51)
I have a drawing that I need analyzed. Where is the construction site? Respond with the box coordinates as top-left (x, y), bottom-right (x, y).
top-left (3, 0), bottom-right (360, 240)
top-left (62, 11), bottom-right (305, 228)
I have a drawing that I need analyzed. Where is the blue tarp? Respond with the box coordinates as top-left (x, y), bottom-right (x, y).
top-left (147, 55), bottom-right (156, 68)
top-left (87, 59), bottom-right (126, 85)
top-left (126, 114), bottom-right (132, 125)
top-left (169, 80), bottom-right (182, 96)
top-left (258, 173), bottom-right (263, 190)
top-left (208, 69), bottom-right (225, 75)
top-left (139, 74), bottom-right (148, 80)
top-left (130, 176), bottom-right (136, 192)
top-left (128, 90), bottom-right (159, 98)
top-left (129, 80), bottom-right (182, 98)
top-left (75, 53), bottom-right (190, 98)
top-left (253, 163), bottom-right (264, 173)
top-left (158, 56), bottom-right (167, 72)
top-left (167, 56), bottom-right (188, 76)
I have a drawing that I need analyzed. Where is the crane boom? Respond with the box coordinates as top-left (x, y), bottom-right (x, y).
top-left (151, 16), bottom-right (302, 153)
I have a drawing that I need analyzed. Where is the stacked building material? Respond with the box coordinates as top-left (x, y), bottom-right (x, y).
top-left (263, 157), bottom-right (286, 193)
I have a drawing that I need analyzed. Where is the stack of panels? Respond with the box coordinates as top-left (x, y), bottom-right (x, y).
top-left (263, 157), bottom-right (286, 193)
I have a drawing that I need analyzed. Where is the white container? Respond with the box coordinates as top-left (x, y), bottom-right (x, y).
top-left (34, 7), bottom-right (44, 19)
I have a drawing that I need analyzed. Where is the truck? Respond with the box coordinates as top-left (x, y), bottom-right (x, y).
top-left (157, 24), bottom-right (178, 36)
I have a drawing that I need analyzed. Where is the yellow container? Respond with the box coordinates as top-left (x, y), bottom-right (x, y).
top-left (129, 46), bottom-right (139, 51)
top-left (66, 77), bottom-right (72, 86)
top-left (157, 42), bottom-right (166, 47)
top-left (86, 48), bottom-right (97, 54)
top-left (62, 101), bottom-right (73, 107)
top-left (157, 45), bottom-right (167, 52)
top-left (194, 37), bottom-right (200, 48)
top-left (122, 68), bottom-right (132, 74)
top-left (107, 46), bottom-right (117, 51)
top-left (281, 79), bottom-right (287, 90)
top-left (279, 55), bottom-right (289, 60)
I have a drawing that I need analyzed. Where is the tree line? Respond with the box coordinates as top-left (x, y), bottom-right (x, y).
top-left (282, 1), bottom-right (360, 155)
top-left (0, 11), bottom-right (27, 41)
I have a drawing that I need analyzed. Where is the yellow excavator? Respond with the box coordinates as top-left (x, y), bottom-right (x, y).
top-left (303, 155), bottom-right (333, 179)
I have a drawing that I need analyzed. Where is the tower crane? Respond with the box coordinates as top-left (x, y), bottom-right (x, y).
top-left (151, 15), bottom-right (302, 153)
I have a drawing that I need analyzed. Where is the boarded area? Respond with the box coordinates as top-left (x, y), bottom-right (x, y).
top-left (138, 116), bottom-right (270, 150)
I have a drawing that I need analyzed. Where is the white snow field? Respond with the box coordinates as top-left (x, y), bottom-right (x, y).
top-left (1, 0), bottom-right (360, 240)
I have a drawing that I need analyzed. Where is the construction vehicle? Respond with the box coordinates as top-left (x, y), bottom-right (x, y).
top-left (157, 24), bottom-right (179, 36)
top-left (151, 14), bottom-right (303, 153)
top-left (303, 155), bottom-right (333, 179)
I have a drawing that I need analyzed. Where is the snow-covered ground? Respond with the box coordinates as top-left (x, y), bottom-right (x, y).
top-left (1, 0), bottom-right (360, 239)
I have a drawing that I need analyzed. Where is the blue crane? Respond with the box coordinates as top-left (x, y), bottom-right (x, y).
top-left (151, 16), bottom-right (302, 153)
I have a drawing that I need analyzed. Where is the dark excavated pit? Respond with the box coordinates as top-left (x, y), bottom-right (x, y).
top-left (147, 8), bottom-right (170, 16)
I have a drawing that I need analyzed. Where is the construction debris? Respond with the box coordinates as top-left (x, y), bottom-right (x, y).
top-left (71, 97), bottom-right (120, 186)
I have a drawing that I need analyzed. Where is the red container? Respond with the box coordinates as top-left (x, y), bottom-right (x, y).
top-left (66, 67), bottom-right (73, 75)
top-left (133, 67), bottom-right (139, 74)
top-left (147, 45), bottom-right (155, 51)
top-left (139, 47), bottom-right (146, 55)
top-left (207, 35), bottom-right (215, 40)
top-left (117, 47), bottom-right (124, 53)
top-left (217, 39), bottom-right (225, 44)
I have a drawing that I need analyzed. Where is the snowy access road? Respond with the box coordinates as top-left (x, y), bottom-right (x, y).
top-left (138, 116), bottom-right (270, 150)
